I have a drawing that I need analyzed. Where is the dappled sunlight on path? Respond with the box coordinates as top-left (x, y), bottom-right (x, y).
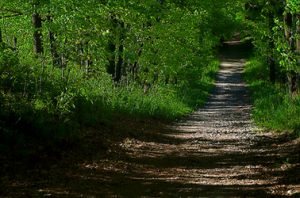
top-left (86, 42), bottom-right (299, 197)
top-left (107, 42), bottom-right (300, 197)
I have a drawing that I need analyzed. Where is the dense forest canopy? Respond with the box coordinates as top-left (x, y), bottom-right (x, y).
top-left (0, 0), bottom-right (300, 155)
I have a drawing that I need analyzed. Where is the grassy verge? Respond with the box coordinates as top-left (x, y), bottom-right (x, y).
top-left (0, 43), bottom-right (219, 159)
top-left (243, 54), bottom-right (300, 136)
top-left (111, 61), bottom-right (219, 120)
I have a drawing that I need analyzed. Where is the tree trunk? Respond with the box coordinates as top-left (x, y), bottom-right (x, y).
top-left (32, 12), bottom-right (43, 54)
top-left (115, 22), bottom-right (124, 82)
top-left (131, 44), bottom-right (143, 80)
top-left (12, 36), bottom-right (17, 52)
top-left (2, 14), bottom-right (8, 42)
top-left (79, 43), bottom-right (84, 70)
top-left (157, 0), bottom-right (164, 22)
top-left (283, 0), bottom-right (296, 98)
top-left (106, 15), bottom-right (117, 79)
top-left (81, 41), bottom-right (92, 74)
top-left (172, 76), bottom-right (178, 85)
top-left (84, 48), bottom-right (92, 74)
top-left (165, 75), bottom-right (169, 85)
top-left (157, 0), bottom-right (164, 5)
top-left (85, 60), bottom-right (91, 74)
top-left (47, 15), bottom-right (60, 66)
top-left (115, 44), bottom-right (123, 81)
top-left (61, 36), bottom-right (67, 79)
top-left (269, 51), bottom-right (276, 84)
top-left (13, 36), bottom-right (17, 47)
top-left (0, 26), bottom-right (2, 43)
top-left (106, 17), bottom-right (124, 82)
top-left (297, 13), bottom-right (300, 93)
top-left (269, 2), bottom-right (276, 84)
top-left (107, 41), bottom-right (116, 78)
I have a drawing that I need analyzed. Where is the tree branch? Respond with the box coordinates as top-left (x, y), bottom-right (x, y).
top-left (2, 13), bottom-right (23, 18)
top-left (1, 9), bottom-right (22, 15)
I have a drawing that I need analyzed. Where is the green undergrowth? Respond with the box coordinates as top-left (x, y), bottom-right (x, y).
top-left (244, 55), bottom-right (300, 136)
top-left (112, 61), bottom-right (219, 119)
top-left (0, 42), bottom-right (219, 159)
top-left (73, 60), bottom-right (219, 122)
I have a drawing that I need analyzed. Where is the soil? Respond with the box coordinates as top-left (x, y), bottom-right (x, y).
top-left (1, 42), bottom-right (300, 198)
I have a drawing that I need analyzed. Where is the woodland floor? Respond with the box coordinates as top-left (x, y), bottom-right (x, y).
top-left (1, 42), bottom-right (300, 198)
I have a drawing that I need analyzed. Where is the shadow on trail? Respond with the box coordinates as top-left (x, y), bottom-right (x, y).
top-left (3, 111), bottom-right (299, 198)
top-left (53, 126), bottom-right (299, 198)
top-left (78, 42), bottom-right (300, 197)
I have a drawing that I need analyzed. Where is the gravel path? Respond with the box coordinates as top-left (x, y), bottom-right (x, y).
top-left (169, 41), bottom-right (269, 197)
top-left (177, 41), bottom-right (256, 139)
top-left (117, 42), bottom-right (298, 197)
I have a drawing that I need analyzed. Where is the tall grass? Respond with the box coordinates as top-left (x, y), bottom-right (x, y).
top-left (0, 42), bottom-right (219, 157)
top-left (243, 55), bottom-right (300, 135)
top-left (77, 60), bottom-right (219, 120)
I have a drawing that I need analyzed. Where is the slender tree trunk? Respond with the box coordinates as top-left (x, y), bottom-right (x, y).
top-left (47, 15), bottom-right (60, 67)
top-left (85, 60), bottom-right (90, 74)
top-left (131, 44), bottom-right (143, 81)
top-left (2, 14), bottom-right (8, 42)
top-left (165, 75), bottom-right (169, 85)
top-left (107, 41), bottom-right (116, 78)
top-left (157, 0), bottom-right (164, 22)
top-left (106, 16), bottom-right (117, 79)
top-left (157, 0), bottom-right (169, 85)
top-left (172, 76), bottom-right (178, 85)
top-left (80, 34), bottom-right (93, 74)
top-left (12, 36), bottom-right (17, 53)
top-left (106, 17), bottom-right (124, 82)
top-left (297, 13), bottom-right (300, 93)
top-left (84, 45), bottom-right (92, 74)
top-left (153, 72), bottom-right (159, 84)
top-left (157, 0), bottom-right (164, 5)
top-left (32, 12), bottom-right (43, 54)
top-left (283, 0), bottom-right (296, 98)
top-left (61, 37), bottom-right (67, 78)
top-left (269, 47), bottom-right (276, 84)
top-left (269, 2), bottom-right (276, 84)
top-left (115, 22), bottom-right (124, 82)
top-left (40, 59), bottom-right (45, 93)
top-left (115, 44), bottom-right (123, 81)
top-left (13, 36), bottom-right (17, 47)
top-left (0, 26), bottom-right (2, 43)
top-left (79, 43), bottom-right (84, 70)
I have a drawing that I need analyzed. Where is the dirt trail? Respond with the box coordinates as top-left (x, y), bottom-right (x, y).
top-left (108, 42), bottom-right (300, 198)
top-left (98, 42), bottom-right (299, 197)
top-left (2, 42), bottom-right (300, 198)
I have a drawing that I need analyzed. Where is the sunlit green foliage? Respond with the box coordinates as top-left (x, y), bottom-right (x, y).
top-left (244, 56), bottom-right (300, 135)
top-left (240, 0), bottom-right (300, 135)
top-left (0, 0), bottom-right (240, 156)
